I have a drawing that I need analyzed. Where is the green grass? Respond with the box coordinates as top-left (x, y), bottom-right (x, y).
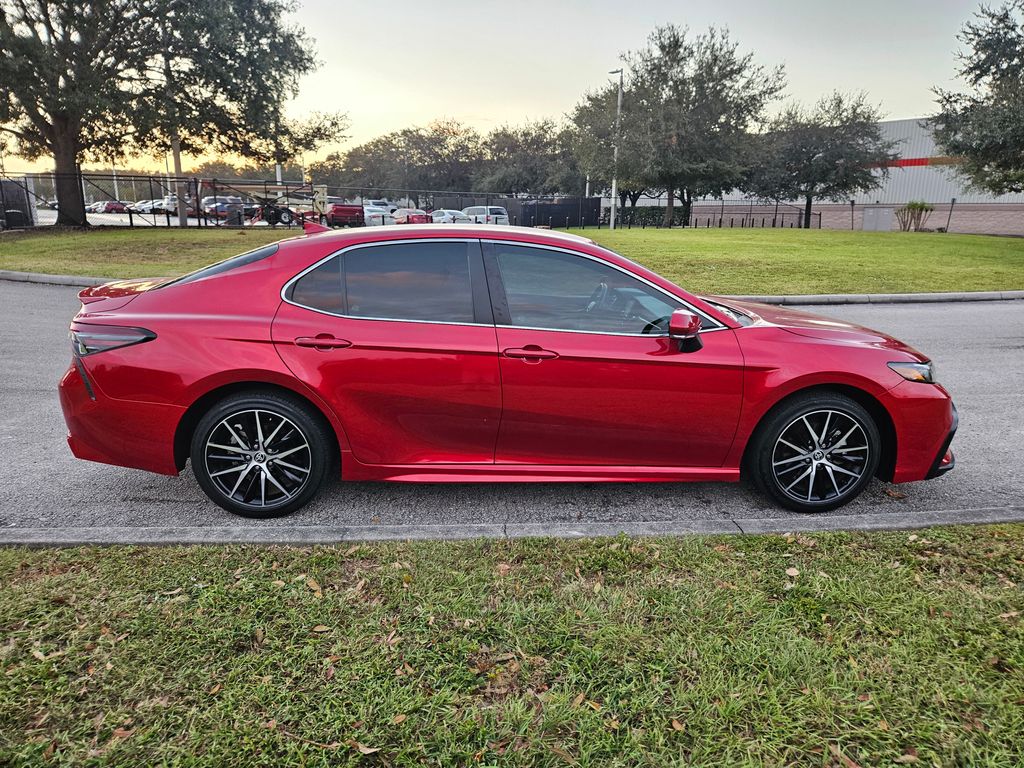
top-left (1, 226), bottom-right (1023, 293)
top-left (2, 527), bottom-right (1022, 766)
top-left (0, 227), bottom-right (290, 279)
top-left (575, 228), bottom-right (1024, 295)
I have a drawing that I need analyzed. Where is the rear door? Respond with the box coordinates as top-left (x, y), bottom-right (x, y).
top-left (273, 239), bottom-right (501, 465)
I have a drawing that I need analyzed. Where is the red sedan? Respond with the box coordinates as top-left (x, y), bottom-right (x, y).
top-left (59, 225), bottom-right (956, 518)
top-left (392, 208), bottom-right (431, 224)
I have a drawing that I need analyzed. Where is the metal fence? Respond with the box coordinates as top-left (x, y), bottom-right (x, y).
top-left (2, 169), bottom-right (821, 231)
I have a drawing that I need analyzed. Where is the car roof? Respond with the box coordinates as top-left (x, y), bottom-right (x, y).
top-left (293, 224), bottom-right (596, 249)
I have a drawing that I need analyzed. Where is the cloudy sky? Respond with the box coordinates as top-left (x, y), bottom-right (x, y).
top-left (6, 0), bottom-right (982, 172)
top-left (289, 0), bottom-right (977, 150)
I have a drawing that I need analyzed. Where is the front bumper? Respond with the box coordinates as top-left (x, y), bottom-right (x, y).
top-left (925, 402), bottom-right (958, 479)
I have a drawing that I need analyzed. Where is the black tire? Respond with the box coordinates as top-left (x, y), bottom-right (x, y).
top-left (278, 209), bottom-right (294, 225)
top-left (746, 392), bottom-right (880, 513)
top-left (190, 391), bottom-right (334, 518)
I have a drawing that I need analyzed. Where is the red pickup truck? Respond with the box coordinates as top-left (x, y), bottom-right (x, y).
top-left (325, 203), bottom-right (364, 227)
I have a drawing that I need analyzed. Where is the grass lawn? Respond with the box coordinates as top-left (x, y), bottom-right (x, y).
top-left (2, 527), bottom-right (1022, 767)
top-left (576, 228), bottom-right (1024, 295)
top-left (1, 226), bottom-right (1023, 294)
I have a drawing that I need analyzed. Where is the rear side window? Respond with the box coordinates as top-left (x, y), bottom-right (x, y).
top-left (162, 244), bottom-right (279, 288)
top-left (344, 241), bottom-right (474, 323)
top-left (286, 241), bottom-right (477, 324)
top-left (290, 256), bottom-right (343, 313)
top-left (488, 207), bottom-right (507, 215)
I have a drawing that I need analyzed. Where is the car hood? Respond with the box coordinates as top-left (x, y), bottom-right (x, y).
top-left (703, 296), bottom-right (928, 360)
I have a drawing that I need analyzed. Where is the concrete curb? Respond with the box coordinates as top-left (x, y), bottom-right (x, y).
top-left (722, 290), bottom-right (1024, 305)
top-left (2, 268), bottom-right (1023, 304)
top-left (0, 269), bottom-right (110, 287)
top-left (2, 505), bottom-right (1022, 546)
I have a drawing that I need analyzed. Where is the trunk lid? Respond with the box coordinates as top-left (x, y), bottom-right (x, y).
top-left (78, 277), bottom-right (165, 311)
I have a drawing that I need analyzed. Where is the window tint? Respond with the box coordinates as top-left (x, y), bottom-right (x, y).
top-left (491, 244), bottom-right (683, 335)
top-left (290, 255), bottom-right (343, 313)
top-left (343, 241), bottom-right (475, 323)
top-left (488, 207), bottom-right (507, 215)
top-left (161, 244), bottom-right (278, 288)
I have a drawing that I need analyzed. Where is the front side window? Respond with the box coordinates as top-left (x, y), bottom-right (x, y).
top-left (489, 244), bottom-right (685, 335)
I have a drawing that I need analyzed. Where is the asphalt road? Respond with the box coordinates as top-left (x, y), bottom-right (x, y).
top-left (1, 280), bottom-right (1022, 543)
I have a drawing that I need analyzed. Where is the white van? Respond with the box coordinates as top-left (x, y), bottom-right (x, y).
top-left (462, 205), bottom-right (510, 225)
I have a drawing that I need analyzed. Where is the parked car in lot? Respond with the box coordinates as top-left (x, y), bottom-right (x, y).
top-left (463, 205), bottom-right (510, 224)
top-left (59, 225), bottom-right (957, 518)
top-left (364, 199), bottom-right (397, 212)
top-left (363, 206), bottom-right (396, 226)
top-left (392, 208), bottom-right (431, 224)
top-left (88, 201), bottom-right (128, 214)
top-left (432, 209), bottom-right (473, 224)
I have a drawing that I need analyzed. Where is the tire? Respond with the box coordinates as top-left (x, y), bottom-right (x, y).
top-left (190, 391), bottom-right (335, 518)
top-left (746, 392), bottom-right (880, 513)
top-left (278, 209), bottom-right (294, 225)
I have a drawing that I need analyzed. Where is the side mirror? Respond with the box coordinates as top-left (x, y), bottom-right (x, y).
top-left (669, 309), bottom-right (703, 352)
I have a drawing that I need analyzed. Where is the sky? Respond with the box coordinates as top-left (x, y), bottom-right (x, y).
top-left (4, 0), bottom-right (983, 172)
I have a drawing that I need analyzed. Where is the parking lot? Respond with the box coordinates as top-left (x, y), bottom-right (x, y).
top-left (1, 279), bottom-right (1022, 543)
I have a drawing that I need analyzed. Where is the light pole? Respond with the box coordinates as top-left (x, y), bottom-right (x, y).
top-left (609, 67), bottom-right (623, 230)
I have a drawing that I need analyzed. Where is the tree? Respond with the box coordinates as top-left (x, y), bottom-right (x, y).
top-left (747, 92), bottom-right (898, 228)
top-left (932, 0), bottom-right (1024, 195)
top-left (310, 120), bottom-right (483, 202)
top-left (475, 120), bottom-right (581, 195)
top-left (623, 25), bottom-right (785, 226)
top-left (0, 0), bottom-right (327, 225)
top-left (571, 85), bottom-right (651, 205)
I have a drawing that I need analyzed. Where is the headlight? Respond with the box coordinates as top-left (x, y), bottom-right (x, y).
top-left (887, 361), bottom-right (936, 383)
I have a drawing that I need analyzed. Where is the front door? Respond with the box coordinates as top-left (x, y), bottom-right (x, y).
top-left (273, 239), bottom-right (501, 465)
top-left (484, 242), bottom-right (744, 467)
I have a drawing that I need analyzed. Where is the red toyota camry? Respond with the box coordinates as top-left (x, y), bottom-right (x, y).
top-left (59, 225), bottom-right (957, 518)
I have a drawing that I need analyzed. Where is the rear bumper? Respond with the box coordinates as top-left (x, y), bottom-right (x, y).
top-left (59, 361), bottom-right (183, 476)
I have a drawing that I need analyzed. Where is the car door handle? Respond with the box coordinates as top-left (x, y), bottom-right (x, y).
top-left (503, 346), bottom-right (558, 361)
top-left (294, 335), bottom-right (352, 350)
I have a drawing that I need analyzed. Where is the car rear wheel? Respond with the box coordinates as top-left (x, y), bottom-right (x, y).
top-left (190, 392), bottom-right (334, 518)
top-left (747, 393), bottom-right (880, 513)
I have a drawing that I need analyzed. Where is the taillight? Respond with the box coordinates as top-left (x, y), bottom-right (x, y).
top-left (70, 322), bottom-right (156, 356)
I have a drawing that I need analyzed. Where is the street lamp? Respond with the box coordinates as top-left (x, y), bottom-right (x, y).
top-left (609, 68), bottom-right (623, 230)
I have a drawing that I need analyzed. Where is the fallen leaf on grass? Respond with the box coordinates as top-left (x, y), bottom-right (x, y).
top-left (496, 563), bottom-right (512, 577)
top-left (271, 580), bottom-right (285, 588)
top-left (671, 718), bottom-right (685, 731)
top-left (392, 714), bottom-right (407, 725)
top-left (828, 744), bottom-right (862, 768)
top-left (785, 567), bottom-right (800, 578)
top-left (208, 683), bottom-right (222, 695)
top-left (306, 578), bottom-right (322, 595)
top-left (571, 693), bottom-right (585, 708)
top-left (894, 753), bottom-right (919, 763)
top-left (999, 611), bottom-right (1020, 619)
top-left (111, 728), bottom-right (135, 741)
top-left (347, 740), bottom-right (380, 755)
top-left (161, 587), bottom-right (182, 596)
top-left (549, 745), bottom-right (576, 764)
top-left (311, 625), bottom-right (331, 633)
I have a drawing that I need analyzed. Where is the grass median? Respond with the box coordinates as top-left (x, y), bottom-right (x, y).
top-left (2, 526), bottom-right (1022, 766)
top-left (2, 226), bottom-right (1023, 294)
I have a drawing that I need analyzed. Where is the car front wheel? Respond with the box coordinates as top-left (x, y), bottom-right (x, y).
top-left (747, 393), bottom-right (881, 513)
top-left (190, 392), bottom-right (334, 518)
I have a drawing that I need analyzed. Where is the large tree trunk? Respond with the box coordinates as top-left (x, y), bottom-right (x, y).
top-left (680, 189), bottom-right (693, 227)
top-left (803, 195), bottom-right (813, 229)
top-left (662, 189), bottom-right (675, 227)
top-left (53, 126), bottom-right (86, 227)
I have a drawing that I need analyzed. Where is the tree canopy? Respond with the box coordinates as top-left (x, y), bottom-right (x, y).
top-left (746, 92), bottom-right (898, 227)
top-left (0, 0), bottom-right (336, 224)
top-left (932, 0), bottom-right (1024, 195)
